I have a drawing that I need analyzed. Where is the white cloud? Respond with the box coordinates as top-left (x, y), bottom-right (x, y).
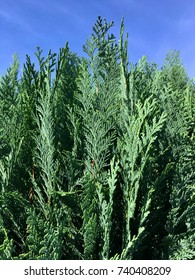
top-left (0, 10), bottom-right (12, 21)
top-left (0, 8), bottom-right (34, 34)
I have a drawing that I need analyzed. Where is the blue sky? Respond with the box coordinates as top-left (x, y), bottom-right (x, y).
top-left (0, 0), bottom-right (194, 77)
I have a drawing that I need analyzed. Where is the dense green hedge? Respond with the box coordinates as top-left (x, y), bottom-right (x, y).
top-left (0, 17), bottom-right (194, 260)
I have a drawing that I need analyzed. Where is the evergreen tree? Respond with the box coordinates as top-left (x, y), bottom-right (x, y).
top-left (0, 17), bottom-right (194, 260)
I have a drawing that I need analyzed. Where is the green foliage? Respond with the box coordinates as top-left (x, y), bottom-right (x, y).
top-left (97, 156), bottom-right (119, 259)
top-left (0, 226), bottom-right (14, 260)
top-left (81, 172), bottom-right (99, 259)
top-left (0, 17), bottom-right (194, 260)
